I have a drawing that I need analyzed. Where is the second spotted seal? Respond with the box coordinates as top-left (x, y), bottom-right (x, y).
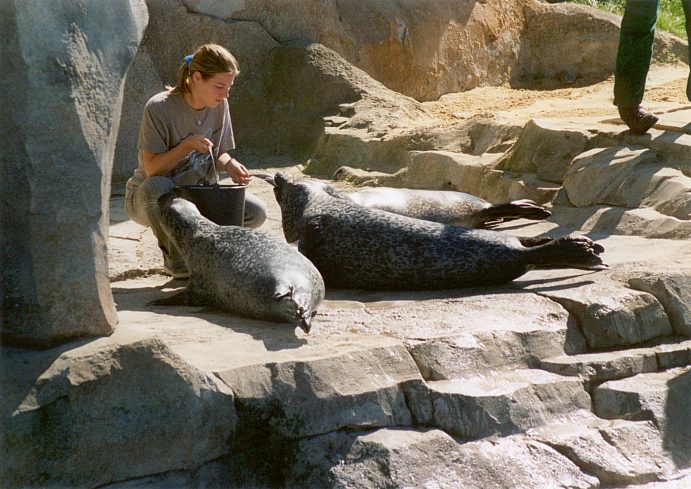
top-left (271, 173), bottom-right (607, 290)
top-left (344, 187), bottom-right (551, 228)
top-left (152, 193), bottom-right (325, 332)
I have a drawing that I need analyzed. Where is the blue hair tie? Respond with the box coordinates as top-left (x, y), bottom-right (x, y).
top-left (184, 54), bottom-right (193, 67)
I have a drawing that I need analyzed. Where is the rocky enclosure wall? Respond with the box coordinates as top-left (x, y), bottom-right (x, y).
top-left (112, 0), bottom-right (687, 183)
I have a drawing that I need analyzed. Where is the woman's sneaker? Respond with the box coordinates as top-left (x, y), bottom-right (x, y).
top-left (617, 105), bottom-right (659, 135)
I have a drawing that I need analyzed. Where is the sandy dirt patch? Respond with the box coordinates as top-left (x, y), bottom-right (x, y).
top-left (423, 63), bottom-right (690, 123)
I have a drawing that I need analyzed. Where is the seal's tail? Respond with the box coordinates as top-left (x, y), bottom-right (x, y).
top-left (525, 235), bottom-right (608, 271)
top-left (479, 199), bottom-right (551, 226)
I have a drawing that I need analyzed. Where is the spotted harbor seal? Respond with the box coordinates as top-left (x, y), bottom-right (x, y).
top-left (271, 173), bottom-right (607, 290)
top-left (152, 193), bottom-right (325, 332)
top-left (344, 187), bottom-right (551, 228)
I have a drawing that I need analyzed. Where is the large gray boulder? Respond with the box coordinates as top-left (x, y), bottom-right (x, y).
top-left (290, 427), bottom-right (599, 489)
top-left (564, 146), bottom-right (691, 219)
top-left (593, 367), bottom-right (691, 468)
top-left (529, 413), bottom-right (680, 486)
top-left (1, 332), bottom-right (236, 487)
top-left (0, 0), bottom-right (147, 347)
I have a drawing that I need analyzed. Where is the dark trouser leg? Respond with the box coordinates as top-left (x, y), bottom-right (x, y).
top-left (614, 0), bottom-right (660, 107)
top-left (683, 0), bottom-right (691, 101)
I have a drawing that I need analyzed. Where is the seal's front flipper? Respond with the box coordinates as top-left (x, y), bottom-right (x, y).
top-left (149, 290), bottom-right (193, 307)
top-left (273, 285), bottom-right (316, 334)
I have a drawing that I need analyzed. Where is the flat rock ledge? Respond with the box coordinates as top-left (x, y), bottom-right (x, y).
top-left (4, 223), bottom-right (689, 487)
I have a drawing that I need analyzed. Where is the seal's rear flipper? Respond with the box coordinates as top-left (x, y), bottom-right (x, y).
top-left (149, 290), bottom-right (193, 307)
top-left (519, 236), bottom-right (554, 248)
top-left (480, 200), bottom-right (551, 226)
top-left (527, 235), bottom-right (608, 271)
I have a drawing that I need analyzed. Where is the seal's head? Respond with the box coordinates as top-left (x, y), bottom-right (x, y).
top-left (158, 193), bottom-right (206, 227)
top-left (271, 173), bottom-right (320, 242)
top-left (272, 173), bottom-right (307, 242)
top-left (157, 193), bottom-right (214, 258)
top-left (272, 172), bottom-right (352, 242)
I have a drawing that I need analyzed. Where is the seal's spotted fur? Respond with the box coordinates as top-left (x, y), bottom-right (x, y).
top-left (153, 193), bottom-right (325, 332)
top-left (272, 173), bottom-right (607, 290)
top-left (345, 187), bottom-right (551, 228)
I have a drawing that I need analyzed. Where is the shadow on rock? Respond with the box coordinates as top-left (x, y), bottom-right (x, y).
top-left (0, 339), bottom-right (93, 421)
top-left (664, 368), bottom-right (691, 467)
top-left (112, 283), bottom-right (309, 351)
top-left (517, 276), bottom-right (599, 292)
top-left (323, 283), bottom-right (548, 303)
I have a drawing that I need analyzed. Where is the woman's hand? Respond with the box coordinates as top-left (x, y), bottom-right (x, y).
top-left (224, 157), bottom-right (251, 185)
top-left (142, 135), bottom-right (213, 177)
top-left (183, 135), bottom-right (213, 153)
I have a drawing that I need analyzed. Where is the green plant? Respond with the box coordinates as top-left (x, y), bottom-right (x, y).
top-left (569, 0), bottom-right (688, 39)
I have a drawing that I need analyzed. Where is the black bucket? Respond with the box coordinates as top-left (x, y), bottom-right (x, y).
top-left (175, 184), bottom-right (246, 226)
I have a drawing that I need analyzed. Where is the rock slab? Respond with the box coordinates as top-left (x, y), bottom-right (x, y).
top-left (0, 0), bottom-right (148, 347)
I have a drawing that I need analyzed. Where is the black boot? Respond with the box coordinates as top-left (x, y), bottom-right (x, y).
top-left (617, 105), bottom-right (659, 135)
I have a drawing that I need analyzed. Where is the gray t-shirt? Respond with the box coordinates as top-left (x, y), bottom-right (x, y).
top-left (129, 90), bottom-right (236, 187)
